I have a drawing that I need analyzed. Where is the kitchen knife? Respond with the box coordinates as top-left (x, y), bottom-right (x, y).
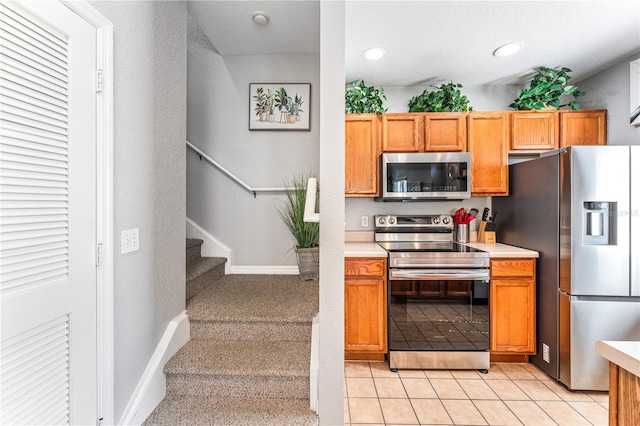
top-left (481, 208), bottom-right (489, 222)
top-left (491, 211), bottom-right (497, 223)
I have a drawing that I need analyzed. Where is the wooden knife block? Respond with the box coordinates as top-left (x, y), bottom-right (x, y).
top-left (477, 221), bottom-right (496, 244)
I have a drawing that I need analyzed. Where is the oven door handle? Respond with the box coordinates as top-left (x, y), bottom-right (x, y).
top-left (389, 269), bottom-right (490, 281)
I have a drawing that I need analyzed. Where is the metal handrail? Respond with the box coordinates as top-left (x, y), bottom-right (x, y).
top-left (186, 141), bottom-right (292, 197)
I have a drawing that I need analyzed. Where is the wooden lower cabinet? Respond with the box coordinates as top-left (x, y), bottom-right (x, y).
top-left (490, 258), bottom-right (536, 357)
top-left (345, 257), bottom-right (387, 360)
top-left (608, 362), bottom-right (640, 426)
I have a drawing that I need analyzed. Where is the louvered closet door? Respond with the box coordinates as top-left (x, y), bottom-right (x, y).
top-left (0, 2), bottom-right (97, 425)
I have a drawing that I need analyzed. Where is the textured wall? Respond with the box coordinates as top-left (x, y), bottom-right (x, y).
top-left (186, 17), bottom-right (320, 267)
top-left (318, 3), bottom-right (345, 424)
top-left (88, 1), bottom-right (187, 420)
top-left (383, 84), bottom-right (522, 112)
top-left (579, 53), bottom-right (640, 145)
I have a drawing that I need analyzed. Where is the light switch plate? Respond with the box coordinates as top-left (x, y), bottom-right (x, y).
top-left (361, 215), bottom-right (369, 228)
top-left (121, 228), bottom-right (139, 254)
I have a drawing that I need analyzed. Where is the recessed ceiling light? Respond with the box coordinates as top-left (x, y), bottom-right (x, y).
top-left (493, 42), bottom-right (524, 57)
top-left (363, 47), bottom-right (386, 61)
top-left (252, 11), bottom-right (270, 26)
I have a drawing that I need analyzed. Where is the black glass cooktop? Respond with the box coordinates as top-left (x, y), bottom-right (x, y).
top-left (377, 241), bottom-right (487, 255)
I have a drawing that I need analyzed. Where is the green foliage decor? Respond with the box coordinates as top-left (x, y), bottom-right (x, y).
top-left (277, 174), bottom-right (319, 249)
top-left (509, 66), bottom-right (585, 111)
top-left (408, 82), bottom-right (473, 112)
top-left (345, 80), bottom-right (387, 114)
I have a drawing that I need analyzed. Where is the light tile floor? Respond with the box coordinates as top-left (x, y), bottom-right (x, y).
top-left (344, 361), bottom-right (609, 425)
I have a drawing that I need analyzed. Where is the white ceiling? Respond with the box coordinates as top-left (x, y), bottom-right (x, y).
top-left (188, 1), bottom-right (640, 87)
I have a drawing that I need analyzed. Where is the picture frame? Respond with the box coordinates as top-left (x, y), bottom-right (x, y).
top-left (630, 59), bottom-right (640, 126)
top-left (249, 83), bottom-right (311, 131)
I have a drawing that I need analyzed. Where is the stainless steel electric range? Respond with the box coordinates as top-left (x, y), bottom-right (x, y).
top-left (375, 215), bottom-right (491, 372)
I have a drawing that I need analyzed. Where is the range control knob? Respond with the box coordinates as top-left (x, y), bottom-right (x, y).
top-left (433, 216), bottom-right (441, 224)
top-left (378, 217), bottom-right (386, 225)
top-left (442, 216), bottom-right (450, 225)
top-left (388, 217), bottom-right (396, 224)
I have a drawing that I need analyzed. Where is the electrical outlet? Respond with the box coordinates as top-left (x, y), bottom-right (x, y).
top-left (361, 215), bottom-right (369, 228)
top-left (542, 343), bottom-right (550, 363)
top-left (121, 228), bottom-right (140, 254)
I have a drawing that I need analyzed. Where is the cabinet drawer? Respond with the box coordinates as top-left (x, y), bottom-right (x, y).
top-left (491, 258), bottom-right (535, 278)
top-left (345, 258), bottom-right (386, 277)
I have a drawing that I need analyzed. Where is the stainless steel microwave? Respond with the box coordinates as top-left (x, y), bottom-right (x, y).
top-left (379, 152), bottom-right (471, 201)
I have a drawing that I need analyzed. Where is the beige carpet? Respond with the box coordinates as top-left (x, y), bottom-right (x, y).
top-left (144, 272), bottom-right (319, 425)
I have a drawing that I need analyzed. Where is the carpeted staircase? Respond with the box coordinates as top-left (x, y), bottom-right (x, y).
top-left (144, 239), bottom-right (319, 425)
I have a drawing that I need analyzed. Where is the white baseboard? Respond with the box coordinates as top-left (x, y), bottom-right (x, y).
top-left (119, 311), bottom-right (190, 426)
top-left (231, 265), bottom-right (299, 275)
top-left (186, 217), bottom-right (233, 274)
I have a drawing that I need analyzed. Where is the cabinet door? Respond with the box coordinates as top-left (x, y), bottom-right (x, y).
top-left (468, 112), bottom-right (509, 196)
top-left (425, 113), bottom-right (467, 152)
top-left (511, 111), bottom-right (559, 150)
top-left (345, 258), bottom-right (387, 355)
top-left (381, 113), bottom-right (424, 152)
top-left (561, 110), bottom-right (607, 146)
top-left (345, 277), bottom-right (387, 353)
top-left (345, 114), bottom-right (380, 197)
top-left (490, 258), bottom-right (536, 354)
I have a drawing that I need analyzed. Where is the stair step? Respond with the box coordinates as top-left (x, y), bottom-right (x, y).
top-left (186, 256), bottom-right (226, 283)
top-left (143, 395), bottom-right (318, 426)
top-left (186, 238), bottom-right (203, 264)
top-left (185, 257), bottom-right (226, 301)
top-left (165, 339), bottom-right (310, 377)
top-left (165, 340), bottom-right (310, 399)
top-left (190, 319), bottom-right (312, 341)
top-left (186, 274), bottom-right (319, 323)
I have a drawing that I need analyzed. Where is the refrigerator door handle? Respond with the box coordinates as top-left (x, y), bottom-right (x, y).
top-left (632, 146), bottom-right (639, 296)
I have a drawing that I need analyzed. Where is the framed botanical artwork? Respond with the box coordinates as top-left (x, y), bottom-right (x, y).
top-left (249, 83), bottom-right (311, 130)
top-left (630, 59), bottom-right (640, 126)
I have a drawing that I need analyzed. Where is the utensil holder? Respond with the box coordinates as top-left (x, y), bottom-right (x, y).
top-left (454, 224), bottom-right (469, 243)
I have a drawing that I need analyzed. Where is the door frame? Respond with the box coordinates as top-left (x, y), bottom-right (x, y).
top-left (60, 1), bottom-right (114, 424)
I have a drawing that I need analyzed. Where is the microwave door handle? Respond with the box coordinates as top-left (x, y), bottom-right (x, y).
top-left (390, 269), bottom-right (489, 281)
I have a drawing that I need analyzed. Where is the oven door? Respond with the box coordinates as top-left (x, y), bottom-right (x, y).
top-left (388, 268), bottom-right (490, 355)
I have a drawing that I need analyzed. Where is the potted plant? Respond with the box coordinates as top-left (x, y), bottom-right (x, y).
top-left (289, 94), bottom-right (304, 122)
top-left (277, 174), bottom-right (319, 280)
top-left (408, 82), bottom-right (473, 112)
top-left (266, 89), bottom-right (276, 122)
top-left (275, 87), bottom-right (291, 123)
top-left (345, 80), bottom-right (387, 114)
top-left (252, 87), bottom-right (268, 121)
top-left (509, 66), bottom-right (586, 110)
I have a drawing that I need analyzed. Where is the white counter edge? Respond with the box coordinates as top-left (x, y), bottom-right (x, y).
top-left (595, 340), bottom-right (640, 377)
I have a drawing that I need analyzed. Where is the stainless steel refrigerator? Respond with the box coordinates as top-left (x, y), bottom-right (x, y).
top-left (493, 145), bottom-right (640, 391)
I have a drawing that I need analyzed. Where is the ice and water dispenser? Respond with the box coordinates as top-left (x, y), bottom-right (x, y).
top-left (583, 202), bottom-right (617, 245)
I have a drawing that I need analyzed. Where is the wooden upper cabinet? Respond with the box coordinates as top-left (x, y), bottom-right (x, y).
top-left (468, 112), bottom-right (509, 196)
top-left (381, 113), bottom-right (424, 152)
top-left (560, 110), bottom-right (607, 146)
top-left (510, 111), bottom-right (559, 150)
top-left (345, 114), bottom-right (380, 197)
top-left (424, 113), bottom-right (467, 152)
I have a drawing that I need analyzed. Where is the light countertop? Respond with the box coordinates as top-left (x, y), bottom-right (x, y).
top-left (344, 242), bottom-right (387, 258)
top-left (463, 242), bottom-right (539, 258)
top-left (595, 341), bottom-right (640, 377)
top-left (344, 232), bottom-right (539, 259)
